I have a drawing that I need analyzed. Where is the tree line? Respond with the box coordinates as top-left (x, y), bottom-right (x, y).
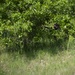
top-left (0, 0), bottom-right (75, 51)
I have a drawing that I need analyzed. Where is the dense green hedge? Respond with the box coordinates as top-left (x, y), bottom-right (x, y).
top-left (0, 0), bottom-right (75, 51)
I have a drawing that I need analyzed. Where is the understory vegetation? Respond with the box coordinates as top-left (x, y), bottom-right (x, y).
top-left (0, 42), bottom-right (75, 75)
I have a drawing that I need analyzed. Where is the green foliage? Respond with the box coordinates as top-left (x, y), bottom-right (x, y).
top-left (0, 0), bottom-right (75, 51)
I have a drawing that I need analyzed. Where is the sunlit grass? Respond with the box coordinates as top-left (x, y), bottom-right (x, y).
top-left (0, 49), bottom-right (75, 75)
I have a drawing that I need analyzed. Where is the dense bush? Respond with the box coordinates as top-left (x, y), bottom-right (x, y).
top-left (0, 0), bottom-right (75, 51)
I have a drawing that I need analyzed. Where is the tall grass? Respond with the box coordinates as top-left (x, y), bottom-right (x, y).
top-left (0, 49), bottom-right (75, 75)
top-left (0, 36), bottom-right (75, 75)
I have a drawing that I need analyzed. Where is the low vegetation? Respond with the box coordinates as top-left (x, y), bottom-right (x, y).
top-left (0, 48), bottom-right (75, 75)
top-left (0, 36), bottom-right (75, 75)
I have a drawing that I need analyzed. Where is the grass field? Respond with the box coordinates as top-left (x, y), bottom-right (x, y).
top-left (0, 36), bottom-right (75, 75)
top-left (0, 49), bottom-right (75, 75)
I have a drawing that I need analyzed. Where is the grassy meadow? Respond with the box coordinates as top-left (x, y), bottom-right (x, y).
top-left (0, 36), bottom-right (75, 75)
